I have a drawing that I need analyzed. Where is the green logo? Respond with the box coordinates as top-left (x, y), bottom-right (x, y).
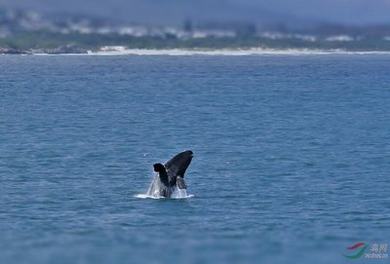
top-left (344, 242), bottom-right (389, 260)
top-left (344, 242), bottom-right (368, 259)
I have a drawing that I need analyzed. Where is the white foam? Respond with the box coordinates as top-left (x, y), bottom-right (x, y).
top-left (134, 193), bottom-right (194, 199)
top-left (135, 187), bottom-right (194, 200)
top-left (87, 48), bottom-right (390, 56)
top-left (137, 173), bottom-right (194, 199)
top-left (134, 193), bottom-right (165, 199)
top-left (30, 48), bottom-right (390, 56)
top-left (171, 188), bottom-right (194, 199)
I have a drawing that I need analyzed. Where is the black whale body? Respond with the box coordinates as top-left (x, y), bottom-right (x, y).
top-left (147, 150), bottom-right (193, 198)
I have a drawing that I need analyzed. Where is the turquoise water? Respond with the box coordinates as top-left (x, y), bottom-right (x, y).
top-left (1, 55), bottom-right (389, 264)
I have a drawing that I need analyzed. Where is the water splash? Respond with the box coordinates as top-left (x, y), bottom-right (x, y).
top-left (145, 176), bottom-right (162, 197)
top-left (134, 189), bottom-right (194, 199)
top-left (135, 175), bottom-right (194, 199)
top-left (134, 193), bottom-right (165, 199)
top-left (171, 188), bottom-right (194, 199)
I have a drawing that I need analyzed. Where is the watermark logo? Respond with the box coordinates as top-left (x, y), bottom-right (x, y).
top-left (344, 242), bottom-right (388, 260)
top-left (365, 243), bottom-right (388, 259)
top-left (344, 242), bottom-right (368, 259)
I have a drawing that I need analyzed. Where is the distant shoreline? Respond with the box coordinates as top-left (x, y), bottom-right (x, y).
top-left (86, 48), bottom-right (390, 56)
top-left (4, 48), bottom-right (390, 56)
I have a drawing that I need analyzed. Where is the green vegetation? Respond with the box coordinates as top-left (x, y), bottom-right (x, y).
top-left (1, 31), bottom-right (390, 53)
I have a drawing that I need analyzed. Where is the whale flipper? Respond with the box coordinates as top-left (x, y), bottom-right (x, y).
top-left (165, 150), bottom-right (193, 179)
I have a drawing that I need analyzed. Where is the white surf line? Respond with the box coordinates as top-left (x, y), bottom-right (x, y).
top-left (29, 48), bottom-right (390, 56)
top-left (88, 48), bottom-right (390, 56)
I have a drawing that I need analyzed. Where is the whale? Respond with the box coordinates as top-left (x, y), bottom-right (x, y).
top-left (146, 150), bottom-right (193, 198)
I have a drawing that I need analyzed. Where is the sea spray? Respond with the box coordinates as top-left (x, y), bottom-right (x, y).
top-left (171, 188), bottom-right (193, 199)
top-left (145, 174), bottom-right (169, 198)
top-left (135, 173), bottom-right (193, 199)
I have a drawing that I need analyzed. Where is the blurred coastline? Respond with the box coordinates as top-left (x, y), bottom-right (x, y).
top-left (1, 7), bottom-right (390, 54)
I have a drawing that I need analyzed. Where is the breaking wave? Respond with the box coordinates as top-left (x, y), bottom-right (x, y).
top-left (87, 48), bottom-right (390, 56)
top-left (32, 48), bottom-right (390, 56)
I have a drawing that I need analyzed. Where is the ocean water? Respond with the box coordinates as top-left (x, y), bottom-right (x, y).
top-left (1, 54), bottom-right (389, 264)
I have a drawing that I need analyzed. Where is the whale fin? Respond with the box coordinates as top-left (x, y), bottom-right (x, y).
top-left (165, 150), bottom-right (193, 178)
